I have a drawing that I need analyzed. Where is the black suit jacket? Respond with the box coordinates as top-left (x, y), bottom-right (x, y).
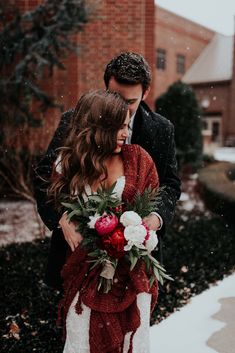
top-left (33, 101), bottom-right (181, 289)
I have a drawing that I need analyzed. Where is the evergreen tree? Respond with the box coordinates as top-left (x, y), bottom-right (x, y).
top-left (0, 0), bottom-right (88, 143)
top-left (155, 81), bottom-right (203, 170)
top-left (0, 0), bottom-right (88, 199)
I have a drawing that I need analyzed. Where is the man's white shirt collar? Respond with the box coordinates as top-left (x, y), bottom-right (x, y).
top-left (126, 112), bottom-right (136, 144)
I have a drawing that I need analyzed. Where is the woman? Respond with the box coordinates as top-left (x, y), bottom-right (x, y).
top-left (50, 90), bottom-right (159, 353)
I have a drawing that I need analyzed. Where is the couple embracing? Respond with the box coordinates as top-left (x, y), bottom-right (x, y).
top-left (34, 52), bottom-right (181, 353)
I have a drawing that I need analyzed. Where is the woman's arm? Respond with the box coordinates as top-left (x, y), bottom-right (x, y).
top-left (59, 213), bottom-right (83, 252)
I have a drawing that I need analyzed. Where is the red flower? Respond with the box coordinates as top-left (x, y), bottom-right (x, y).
top-left (114, 205), bottom-right (123, 213)
top-left (95, 214), bottom-right (118, 236)
top-left (142, 221), bottom-right (150, 244)
top-left (108, 205), bottom-right (123, 217)
top-left (102, 226), bottom-right (126, 258)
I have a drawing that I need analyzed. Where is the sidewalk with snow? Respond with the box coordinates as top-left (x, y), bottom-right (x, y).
top-left (213, 147), bottom-right (235, 163)
top-left (150, 272), bottom-right (235, 353)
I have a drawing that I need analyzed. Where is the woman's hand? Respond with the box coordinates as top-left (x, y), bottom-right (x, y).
top-left (59, 213), bottom-right (83, 251)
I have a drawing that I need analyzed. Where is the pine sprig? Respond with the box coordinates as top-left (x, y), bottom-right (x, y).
top-left (125, 187), bottom-right (156, 217)
top-left (89, 182), bottom-right (123, 215)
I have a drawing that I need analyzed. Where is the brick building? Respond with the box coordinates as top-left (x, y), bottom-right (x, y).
top-left (154, 6), bottom-right (215, 99)
top-left (7, 2), bottom-right (234, 153)
top-left (183, 34), bottom-right (235, 152)
top-left (155, 6), bottom-right (235, 151)
top-left (14, 0), bottom-right (155, 152)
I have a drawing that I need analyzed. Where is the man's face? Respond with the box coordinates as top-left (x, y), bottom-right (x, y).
top-left (108, 77), bottom-right (149, 117)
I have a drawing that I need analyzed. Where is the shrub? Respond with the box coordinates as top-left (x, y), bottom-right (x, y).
top-left (0, 239), bottom-right (63, 353)
top-left (0, 0), bottom-right (88, 137)
top-left (198, 162), bottom-right (235, 223)
top-left (0, 0), bottom-right (88, 201)
top-left (155, 81), bottom-right (203, 171)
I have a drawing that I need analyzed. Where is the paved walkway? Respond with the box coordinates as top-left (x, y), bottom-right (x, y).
top-left (150, 272), bottom-right (235, 353)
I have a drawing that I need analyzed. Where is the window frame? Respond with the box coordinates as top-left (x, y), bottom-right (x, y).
top-left (176, 54), bottom-right (186, 74)
top-left (156, 48), bottom-right (166, 70)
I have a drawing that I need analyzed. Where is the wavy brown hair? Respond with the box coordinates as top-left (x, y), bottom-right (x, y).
top-left (49, 90), bottom-right (128, 199)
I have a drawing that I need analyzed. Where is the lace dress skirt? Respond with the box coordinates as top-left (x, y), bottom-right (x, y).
top-left (63, 291), bottom-right (151, 353)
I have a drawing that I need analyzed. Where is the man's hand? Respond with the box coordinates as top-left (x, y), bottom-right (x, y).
top-left (59, 213), bottom-right (83, 252)
top-left (143, 214), bottom-right (161, 231)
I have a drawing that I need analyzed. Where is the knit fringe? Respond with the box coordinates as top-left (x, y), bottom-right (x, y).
top-left (75, 293), bottom-right (83, 315)
top-left (127, 331), bottom-right (135, 353)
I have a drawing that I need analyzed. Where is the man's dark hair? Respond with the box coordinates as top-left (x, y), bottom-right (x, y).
top-left (104, 52), bottom-right (152, 93)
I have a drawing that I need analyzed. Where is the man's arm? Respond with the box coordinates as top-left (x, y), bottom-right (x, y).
top-left (33, 110), bottom-right (74, 231)
top-left (135, 104), bottom-right (181, 234)
top-left (154, 124), bottom-right (181, 235)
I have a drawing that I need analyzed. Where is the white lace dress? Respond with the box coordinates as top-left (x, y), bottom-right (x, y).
top-left (63, 177), bottom-right (152, 353)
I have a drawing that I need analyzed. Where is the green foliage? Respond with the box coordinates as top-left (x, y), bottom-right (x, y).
top-left (125, 186), bottom-right (157, 217)
top-left (155, 81), bottom-right (203, 170)
top-left (61, 182), bottom-right (123, 248)
top-left (0, 0), bottom-right (88, 141)
top-left (0, 0), bottom-right (88, 200)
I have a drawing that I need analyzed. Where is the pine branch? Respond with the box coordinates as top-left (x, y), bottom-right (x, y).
top-left (0, 0), bottom-right (88, 140)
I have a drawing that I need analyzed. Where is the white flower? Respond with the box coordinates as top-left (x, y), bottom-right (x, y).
top-left (124, 224), bottom-right (147, 250)
top-left (87, 212), bottom-right (101, 229)
top-left (145, 230), bottom-right (158, 252)
top-left (120, 211), bottom-right (142, 227)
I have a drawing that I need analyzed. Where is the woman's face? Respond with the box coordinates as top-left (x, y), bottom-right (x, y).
top-left (114, 111), bottom-right (130, 153)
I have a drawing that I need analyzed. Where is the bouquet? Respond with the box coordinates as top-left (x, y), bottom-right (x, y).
top-left (61, 183), bottom-right (173, 293)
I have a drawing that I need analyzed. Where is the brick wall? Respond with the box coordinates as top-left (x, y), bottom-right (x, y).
top-left (14, 0), bottom-right (155, 152)
top-left (154, 6), bottom-right (215, 100)
top-left (191, 32), bottom-right (235, 147)
top-left (192, 83), bottom-right (230, 145)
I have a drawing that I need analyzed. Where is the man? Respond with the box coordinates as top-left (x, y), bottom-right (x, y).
top-left (34, 52), bottom-right (181, 289)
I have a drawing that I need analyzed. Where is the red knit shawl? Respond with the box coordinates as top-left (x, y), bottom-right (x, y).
top-left (58, 144), bottom-right (160, 353)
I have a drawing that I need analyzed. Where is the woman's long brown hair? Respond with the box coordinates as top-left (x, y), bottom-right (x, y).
top-left (49, 90), bottom-right (128, 201)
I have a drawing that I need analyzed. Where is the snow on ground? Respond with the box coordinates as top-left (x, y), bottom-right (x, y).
top-left (178, 173), bottom-right (207, 214)
top-left (0, 201), bottom-right (48, 246)
top-left (0, 172), bottom-right (207, 246)
top-left (150, 272), bottom-right (235, 353)
top-left (213, 147), bottom-right (235, 163)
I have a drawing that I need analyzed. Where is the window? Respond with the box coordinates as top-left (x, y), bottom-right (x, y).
top-left (202, 115), bottom-right (221, 145)
top-left (202, 120), bottom-right (208, 130)
top-left (176, 54), bottom-right (185, 74)
top-left (156, 49), bottom-right (166, 70)
top-left (212, 122), bottom-right (220, 142)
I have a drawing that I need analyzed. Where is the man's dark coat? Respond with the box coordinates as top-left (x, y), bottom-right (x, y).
top-left (33, 101), bottom-right (181, 289)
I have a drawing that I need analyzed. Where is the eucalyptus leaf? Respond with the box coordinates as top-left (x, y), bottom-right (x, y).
top-left (149, 275), bottom-right (155, 288)
top-left (67, 209), bottom-right (83, 218)
top-left (61, 202), bottom-right (78, 210)
top-left (162, 273), bottom-right (174, 281)
top-left (153, 266), bottom-right (161, 282)
top-left (130, 256), bottom-right (138, 271)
